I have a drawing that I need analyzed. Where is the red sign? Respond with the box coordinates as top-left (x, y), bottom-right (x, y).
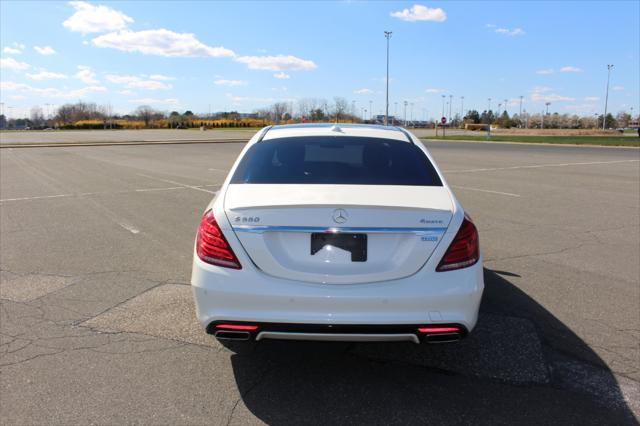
top-left (441, 117), bottom-right (447, 124)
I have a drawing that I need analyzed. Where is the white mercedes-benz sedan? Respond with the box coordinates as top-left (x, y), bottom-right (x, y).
top-left (191, 123), bottom-right (483, 345)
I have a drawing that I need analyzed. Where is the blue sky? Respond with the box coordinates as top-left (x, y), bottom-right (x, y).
top-left (1, 1), bottom-right (638, 119)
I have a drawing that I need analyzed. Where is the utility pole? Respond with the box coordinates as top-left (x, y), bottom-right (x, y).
top-left (603, 64), bottom-right (614, 130)
top-left (403, 100), bottom-right (408, 126)
top-left (384, 31), bottom-right (392, 126)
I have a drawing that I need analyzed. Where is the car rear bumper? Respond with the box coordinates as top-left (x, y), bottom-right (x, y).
top-left (191, 256), bottom-right (484, 339)
top-left (207, 321), bottom-right (469, 343)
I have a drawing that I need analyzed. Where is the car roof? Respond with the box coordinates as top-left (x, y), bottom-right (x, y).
top-left (260, 123), bottom-right (413, 143)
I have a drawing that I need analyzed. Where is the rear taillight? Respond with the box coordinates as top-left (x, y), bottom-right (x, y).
top-left (196, 210), bottom-right (241, 269)
top-left (436, 213), bottom-right (479, 272)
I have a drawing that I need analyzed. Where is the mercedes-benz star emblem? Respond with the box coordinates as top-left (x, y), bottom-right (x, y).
top-left (332, 208), bottom-right (348, 224)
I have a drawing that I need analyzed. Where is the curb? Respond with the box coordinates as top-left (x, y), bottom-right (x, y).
top-left (0, 138), bottom-right (249, 149)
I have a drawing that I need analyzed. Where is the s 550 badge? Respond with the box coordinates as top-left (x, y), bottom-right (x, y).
top-left (235, 216), bottom-right (260, 223)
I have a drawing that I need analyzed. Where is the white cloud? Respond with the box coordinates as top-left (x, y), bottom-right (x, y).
top-left (354, 88), bottom-right (373, 94)
top-left (560, 66), bottom-right (582, 73)
top-left (225, 93), bottom-right (294, 105)
top-left (214, 79), bottom-right (248, 87)
top-left (495, 27), bottom-right (525, 36)
top-left (531, 93), bottom-right (575, 103)
top-left (235, 55), bottom-right (317, 71)
top-left (273, 72), bottom-right (290, 79)
top-left (118, 89), bottom-right (136, 96)
top-left (34, 46), bottom-right (56, 55)
top-left (584, 96), bottom-right (599, 101)
top-left (148, 74), bottom-right (174, 81)
top-left (0, 81), bottom-right (31, 91)
top-left (531, 86), bottom-right (552, 94)
top-left (27, 70), bottom-right (68, 81)
top-left (3, 43), bottom-right (25, 55)
top-left (63, 1), bottom-right (133, 34)
top-left (612, 85), bottom-right (624, 91)
top-left (536, 68), bottom-right (554, 75)
top-left (92, 29), bottom-right (234, 57)
top-left (128, 98), bottom-right (179, 105)
top-left (529, 86), bottom-right (574, 103)
top-left (105, 74), bottom-right (171, 90)
top-left (425, 88), bottom-right (444, 93)
top-left (10, 95), bottom-right (27, 101)
top-left (1, 57), bottom-right (30, 71)
top-left (486, 24), bottom-right (496, 28)
top-left (75, 65), bottom-right (99, 84)
top-left (1, 80), bottom-right (107, 99)
top-left (3, 47), bottom-right (22, 54)
top-left (390, 4), bottom-right (446, 22)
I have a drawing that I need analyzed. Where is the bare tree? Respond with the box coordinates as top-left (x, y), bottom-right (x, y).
top-left (332, 97), bottom-right (349, 122)
top-left (272, 102), bottom-right (289, 124)
top-left (30, 106), bottom-right (45, 127)
top-left (135, 105), bottom-right (156, 127)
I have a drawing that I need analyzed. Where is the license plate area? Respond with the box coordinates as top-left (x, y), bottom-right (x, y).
top-left (310, 233), bottom-right (367, 262)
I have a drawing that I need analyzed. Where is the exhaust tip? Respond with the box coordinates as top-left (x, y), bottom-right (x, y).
top-left (424, 332), bottom-right (461, 344)
top-left (214, 330), bottom-right (251, 341)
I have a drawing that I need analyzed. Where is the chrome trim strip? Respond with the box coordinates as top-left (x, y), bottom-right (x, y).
top-left (256, 331), bottom-right (420, 344)
top-left (232, 225), bottom-right (447, 235)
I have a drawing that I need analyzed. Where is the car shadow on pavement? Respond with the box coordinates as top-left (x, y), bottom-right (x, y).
top-left (226, 269), bottom-right (638, 425)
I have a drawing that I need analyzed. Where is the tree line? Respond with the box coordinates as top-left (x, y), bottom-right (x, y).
top-left (0, 100), bottom-right (636, 130)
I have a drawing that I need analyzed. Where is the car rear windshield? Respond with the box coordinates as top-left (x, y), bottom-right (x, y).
top-left (230, 136), bottom-right (442, 186)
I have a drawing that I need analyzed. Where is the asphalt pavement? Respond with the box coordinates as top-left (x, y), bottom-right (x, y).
top-left (1, 139), bottom-right (638, 424)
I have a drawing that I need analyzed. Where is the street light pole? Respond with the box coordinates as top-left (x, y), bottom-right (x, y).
top-left (403, 100), bottom-right (408, 126)
top-left (603, 64), bottom-right (614, 130)
top-left (384, 31), bottom-right (392, 126)
top-left (519, 95), bottom-right (523, 117)
top-left (448, 94), bottom-right (452, 122)
top-left (441, 95), bottom-right (445, 119)
top-left (488, 98), bottom-right (492, 112)
top-left (369, 100), bottom-right (373, 121)
top-left (545, 102), bottom-right (551, 115)
top-left (460, 96), bottom-right (464, 119)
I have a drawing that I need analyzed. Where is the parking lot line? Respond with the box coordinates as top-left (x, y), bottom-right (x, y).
top-left (137, 173), bottom-right (217, 194)
top-left (444, 159), bottom-right (639, 174)
top-left (0, 185), bottom-right (219, 203)
top-left (451, 185), bottom-right (521, 197)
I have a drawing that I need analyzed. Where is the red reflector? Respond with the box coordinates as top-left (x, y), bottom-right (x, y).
top-left (196, 210), bottom-right (242, 269)
top-left (436, 212), bottom-right (479, 272)
top-left (215, 324), bottom-right (258, 331)
top-left (418, 327), bottom-right (460, 333)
